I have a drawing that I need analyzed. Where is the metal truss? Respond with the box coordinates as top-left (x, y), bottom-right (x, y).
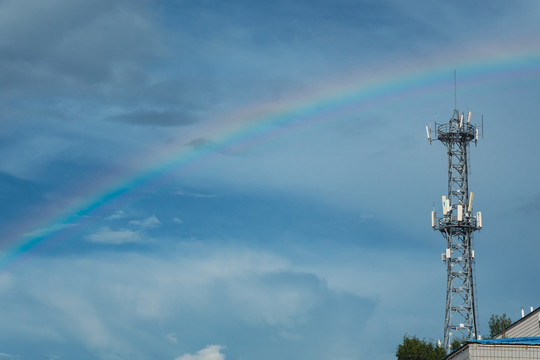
top-left (428, 108), bottom-right (482, 352)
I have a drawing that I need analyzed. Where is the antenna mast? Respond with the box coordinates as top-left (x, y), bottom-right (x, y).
top-left (427, 77), bottom-right (482, 352)
top-left (454, 69), bottom-right (457, 109)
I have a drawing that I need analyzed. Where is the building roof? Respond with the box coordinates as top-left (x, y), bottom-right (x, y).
top-left (444, 337), bottom-right (540, 359)
top-left (469, 337), bottom-right (540, 346)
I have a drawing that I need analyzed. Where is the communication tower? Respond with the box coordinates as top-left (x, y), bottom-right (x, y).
top-left (426, 88), bottom-right (483, 352)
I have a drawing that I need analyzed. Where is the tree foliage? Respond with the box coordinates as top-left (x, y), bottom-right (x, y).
top-left (488, 313), bottom-right (512, 338)
top-left (396, 335), bottom-right (446, 360)
top-left (450, 336), bottom-right (465, 351)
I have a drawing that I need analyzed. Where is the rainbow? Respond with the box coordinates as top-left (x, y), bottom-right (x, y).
top-left (2, 45), bottom-right (539, 271)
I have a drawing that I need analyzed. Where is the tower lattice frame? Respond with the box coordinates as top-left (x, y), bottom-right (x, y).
top-left (428, 107), bottom-right (482, 352)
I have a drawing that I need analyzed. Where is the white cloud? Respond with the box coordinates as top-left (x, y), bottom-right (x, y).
top-left (0, 245), bottom-right (376, 359)
top-left (106, 210), bottom-right (128, 220)
top-left (173, 217), bottom-right (183, 224)
top-left (175, 345), bottom-right (225, 360)
top-left (86, 215), bottom-right (160, 245)
top-left (129, 215), bottom-right (161, 229)
top-left (85, 226), bottom-right (141, 244)
top-left (165, 333), bottom-right (178, 344)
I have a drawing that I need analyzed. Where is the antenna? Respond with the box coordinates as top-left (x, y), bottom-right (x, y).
top-left (481, 115), bottom-right (484, 139)
top-left (454, 69), bottom-right (457, 109)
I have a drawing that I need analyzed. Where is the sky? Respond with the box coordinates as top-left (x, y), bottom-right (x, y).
top-left (0, 0), bottom-right (539, 359)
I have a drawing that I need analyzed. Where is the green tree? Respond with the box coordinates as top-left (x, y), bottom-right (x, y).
top-left (450, 336), bottom-right (466, 350)
top-left (396, 335), bottom-right (446, 360)
top-left (488, 313), bottom-right (512, 338)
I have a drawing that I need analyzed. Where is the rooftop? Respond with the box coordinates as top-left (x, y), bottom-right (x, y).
top-left (469, 337), bottom-right (540, 346)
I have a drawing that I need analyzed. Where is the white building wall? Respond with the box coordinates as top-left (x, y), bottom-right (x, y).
top-left (448, 346), bottom-right (469, 360)
top-left (495, 308), bottom-right (540, 338)
top-left (468, 344), bottom-right (540, 359)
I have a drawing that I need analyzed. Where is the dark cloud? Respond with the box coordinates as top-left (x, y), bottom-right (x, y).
top-left (186, 138), bottom-right (215, 149)
top-left (0, 0), bottom-right (161, 94)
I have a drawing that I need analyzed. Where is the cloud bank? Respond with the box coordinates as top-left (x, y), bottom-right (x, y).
top-left (0, 245), bottom-right (377, 360)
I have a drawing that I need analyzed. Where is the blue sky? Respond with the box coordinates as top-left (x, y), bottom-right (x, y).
top-left (0, 0), bottom-right (539, 359)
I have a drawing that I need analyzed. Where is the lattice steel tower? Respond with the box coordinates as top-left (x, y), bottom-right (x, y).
top-left (426, 98), bottom-right (483, 352)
